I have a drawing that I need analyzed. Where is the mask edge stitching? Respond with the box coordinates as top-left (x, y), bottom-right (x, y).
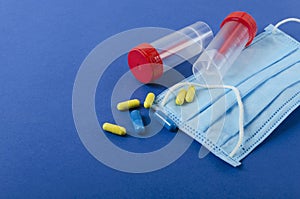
top-left (219, 66), bottom-right (300, 148)
top-left (237, 92), bottom-right (300, 159)
top-left (162, 107), bottom-right (240, 164)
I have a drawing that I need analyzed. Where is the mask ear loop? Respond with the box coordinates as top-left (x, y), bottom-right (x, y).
top-left (273, 18), bottom-right (300, 32)
top-left (161, 82), bottom-right (244, 158)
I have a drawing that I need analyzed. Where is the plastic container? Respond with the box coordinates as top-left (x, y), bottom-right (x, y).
top-left (128, 22), bottom-right (213, 83)
top-left (193, 11), bottom-right (257, 81)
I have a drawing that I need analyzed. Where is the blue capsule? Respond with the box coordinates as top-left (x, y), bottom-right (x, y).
top-left (151, 106), bottom-right (178, 132)
top-left (130, 110), bottom-right (145, 134)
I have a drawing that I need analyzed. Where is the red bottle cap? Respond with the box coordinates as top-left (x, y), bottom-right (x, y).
top-left (128, 43), bottom-right (163, 84)
top-left (220, 11), bottom-right (257, 46)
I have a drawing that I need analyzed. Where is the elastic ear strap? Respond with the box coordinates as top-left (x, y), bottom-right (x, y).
top-left (161, 82), bottom-right (244, 158)
top-left (273, 18), bottom-right (300, 31)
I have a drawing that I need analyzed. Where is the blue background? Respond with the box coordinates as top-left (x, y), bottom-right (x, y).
top-left (1, 0), bottom-right (300, 198)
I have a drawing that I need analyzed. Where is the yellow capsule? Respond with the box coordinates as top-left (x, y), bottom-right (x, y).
top-left (185, 86), bottom-right (196, 103)
top-left (117, 99), bottom-right (140, 111)
top-left (102, 122), bottom-right (126, 136)
top-left (144, 92), bottom-right (155, 108)
top-left (176, 89), bottom-right (187, 105)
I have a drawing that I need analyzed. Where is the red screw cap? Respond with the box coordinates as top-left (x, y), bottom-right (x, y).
top-left (220, 11), bottom-right (257, 46)
top-left (128, 43), bottom-right (163, 84)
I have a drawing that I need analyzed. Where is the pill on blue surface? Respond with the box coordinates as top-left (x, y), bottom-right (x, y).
top-left (117, 99), bottom-right (140, 111)
top-left (102, 122), bottom-right (126, 136)
top-left (151, 106), bottom-right (178, 132)
top-left (144, 92), bottom-right (155, 108)
top-left (130, 110), bottom-right (145, 134)
top-left (176, 89), bottom-right (187, 105)
top-left (185, 86), bottom-right (196, 103)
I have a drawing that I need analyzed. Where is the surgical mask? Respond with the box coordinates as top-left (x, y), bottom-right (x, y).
top-left (156, 18), bottom-right (300, 166)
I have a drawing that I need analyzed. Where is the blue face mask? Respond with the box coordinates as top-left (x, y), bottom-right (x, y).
top-left (156, 19), bottom-right (300, 167)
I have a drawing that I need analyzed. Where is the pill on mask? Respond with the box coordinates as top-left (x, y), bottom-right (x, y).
top-left (117, 99), bottom-right (140, 111)
top-left (176, 89), bottom-right (187, 105)
top-left (102, 122), bottom-right (126, 136)
top-left (144, 92), bottom-right (155, 108)
top-left (130, 110), bottom-right (145, 134)
top-left (185, 86), bottom-right (196, 103)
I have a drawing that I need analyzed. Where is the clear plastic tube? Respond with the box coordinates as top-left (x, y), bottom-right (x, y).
top-left (128, 22), bottom-right (213, 83)
top-left (193, 11), bottom-right (257, 82)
